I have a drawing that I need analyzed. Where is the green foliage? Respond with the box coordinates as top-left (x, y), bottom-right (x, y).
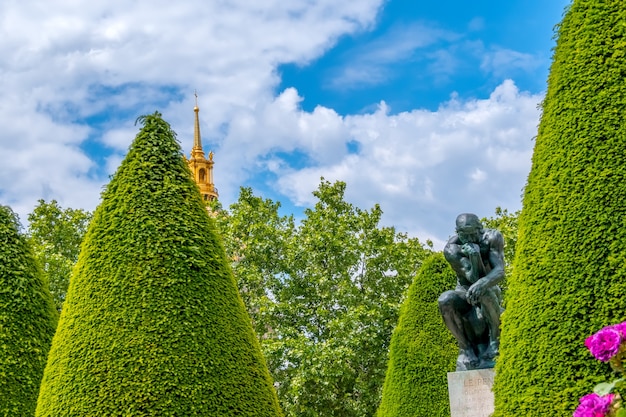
top-left (27, 199), bottom-right (92, 311)
top-left (0, 205), bottom-right (57, 416)
top-left (275, 181), bottom-right (427, 417)
top-left (492, 2), bottom-right (626, 416)
top-left (377, 253), bottom-right (457, 417)
top-left (36, 112), bottom-right (282, 416)
top-left (214, 187), bottom-right (294, 338)
top-left (214, 180), bottom-right (430, 417)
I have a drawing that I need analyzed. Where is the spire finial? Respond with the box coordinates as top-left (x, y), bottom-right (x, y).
top-left (192, 91), bottom-right (203, 151)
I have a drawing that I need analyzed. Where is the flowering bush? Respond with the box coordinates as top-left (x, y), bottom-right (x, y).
top-left (575, 322), bottom-right (626, 417)
top-left (574, 393), bottom-right (615, 417)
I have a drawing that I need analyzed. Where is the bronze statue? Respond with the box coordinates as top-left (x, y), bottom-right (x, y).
top-left (439, 213), bottom-right (505, 371)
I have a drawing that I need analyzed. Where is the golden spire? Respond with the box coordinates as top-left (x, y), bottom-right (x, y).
top-left (192, 91), bottom-right (204, 157)
top-left (187, 92), bottom-right (218, 203)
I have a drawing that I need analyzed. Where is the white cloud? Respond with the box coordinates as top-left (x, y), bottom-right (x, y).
top-left (0, 1), bottom-right (544, 247)
top-left (256, 80), bottom-right (541, 245)
top-left (0, 0), bottom-right (382, 221)
top-left (189, 80), bottom-right (541, 246)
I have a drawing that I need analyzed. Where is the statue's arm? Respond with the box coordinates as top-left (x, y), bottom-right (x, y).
top-left (466, 231), bottom-right (505, 304)
top-left (443, 240), bottom-right (473, 283)
top-left (482, 230), bottom-right (505, 287)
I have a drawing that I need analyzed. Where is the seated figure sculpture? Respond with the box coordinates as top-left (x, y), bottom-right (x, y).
top-left (439, 213), bottom-right (505, 371)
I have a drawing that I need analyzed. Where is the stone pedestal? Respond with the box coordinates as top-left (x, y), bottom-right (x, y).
top-left (447, 368), bottom-right (495, 417)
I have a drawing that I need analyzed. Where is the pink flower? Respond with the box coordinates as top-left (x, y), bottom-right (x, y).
top-left (573, 393), bottom-right (615, 417)
top-left (585, 327), bottom-right (623, 362)
top-left (610, 321), bottom-right (626, 338)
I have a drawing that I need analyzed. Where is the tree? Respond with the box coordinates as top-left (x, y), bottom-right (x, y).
top-left (36, 112), bottom-right (282, 416)
top-left (215, 181), bottom-right (431, 417)
top-left (377, 253), bottom-right (457, 417)
top-left (492, 2), bottom-right (626, 416)
top-left (278, 181), bottom-right (430, 417)
top-left (213, 187), bottom-right (294, 337)
top-left (0, 205), bottom-right (57, 416)
top-left (27, 199), bottom-right (92, 311)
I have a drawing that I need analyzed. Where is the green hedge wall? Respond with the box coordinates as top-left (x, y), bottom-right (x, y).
top-left (36, 113), bottom-right (283, 416)
top-left (377, 253), bottom-right (457, 417)
top-left (0, 205), bottom-right (57, 416)
top-left (493, 1), bottom-right (626, 416)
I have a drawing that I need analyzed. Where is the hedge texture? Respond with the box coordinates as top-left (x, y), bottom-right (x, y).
top-left (492, 2), bottom-right (626, 416)
top-left (0, 206), bottom-right (57, 416)
top-left (377, 253), bottom-right (457, 417)
top-left (36, 113), bottom-right (283, 416)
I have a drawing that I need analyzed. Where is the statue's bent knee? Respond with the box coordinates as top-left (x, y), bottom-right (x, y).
top-left (438, 290), bottom-right (460, 314)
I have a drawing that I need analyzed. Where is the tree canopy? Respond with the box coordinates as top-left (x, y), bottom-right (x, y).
top-left (27, 199), bottom-right (92, 311)
top-left (19, 156), bottom-right (521, 416)
top-left (493, 1), bottom-right (626, 415)
top-left (215, 180), bottom-right (431, 417)
top-left (0, 205), bottom-right (57, 416)
top-left (36, 112), bottom-right (282, 416)
top-left (377, 252), bottom-right (457, 417)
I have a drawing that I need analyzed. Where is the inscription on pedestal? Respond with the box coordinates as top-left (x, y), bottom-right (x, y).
top-left (447, 369), bottom-right (494, 417)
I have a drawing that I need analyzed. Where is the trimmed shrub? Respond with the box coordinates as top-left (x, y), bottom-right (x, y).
top-left (492, 2), bottom-right (626, 416)
top-left (36, 113), bottom-right (283, 416)
top-left (0, 205), bottom-right (57, 416)
top-left (377, 253), bottom-right (457, 417)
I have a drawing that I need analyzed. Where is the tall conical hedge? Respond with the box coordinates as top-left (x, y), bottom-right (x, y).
top-left (36, 113), bottom-right (283, 416)
top-left (0, 205), bottom-right (57, 416)
top-left (493, 2), bottom-right (626, 416)
top-left (377, 253), bottom-right (457, 417)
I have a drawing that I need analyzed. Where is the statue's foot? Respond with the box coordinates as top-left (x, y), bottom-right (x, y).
top-left (481, 341), bottom-right (499, 361)
top-left (456, 348), bottom-right (480, 371)
top-left (477, 357), bottom-right (496, 369)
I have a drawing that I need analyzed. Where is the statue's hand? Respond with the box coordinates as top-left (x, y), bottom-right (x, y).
top-left (467, 279), bottom-right (487, 305)
top-left (461, 243), bottom-right (479, 256)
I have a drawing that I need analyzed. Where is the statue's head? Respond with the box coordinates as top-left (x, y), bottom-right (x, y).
top-left (455, 213), bottom-right (483, 244)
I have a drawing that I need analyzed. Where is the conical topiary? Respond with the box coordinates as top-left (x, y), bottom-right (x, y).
top-left (492, 1), bottom-right (626, 416)
top-left (0, 205), bottom-right (57, 416)
top-left (377, 253), bottom-right (457, 417)
top-left (36, 112), bottom-right (283, 416)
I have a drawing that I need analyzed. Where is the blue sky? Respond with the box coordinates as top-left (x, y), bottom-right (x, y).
top-left (279, 0), bottom-right (567, 115)
top-left (0, 0), bottom-right (571, 247)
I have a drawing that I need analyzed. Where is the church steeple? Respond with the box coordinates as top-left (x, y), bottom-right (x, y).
top-left (191, 92), bottom-right (205, 158)
top-left (187, 93), bottom-right (218, 202)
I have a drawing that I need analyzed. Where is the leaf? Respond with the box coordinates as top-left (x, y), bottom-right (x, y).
top-left (594, 381), bottom-right (619, 396)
